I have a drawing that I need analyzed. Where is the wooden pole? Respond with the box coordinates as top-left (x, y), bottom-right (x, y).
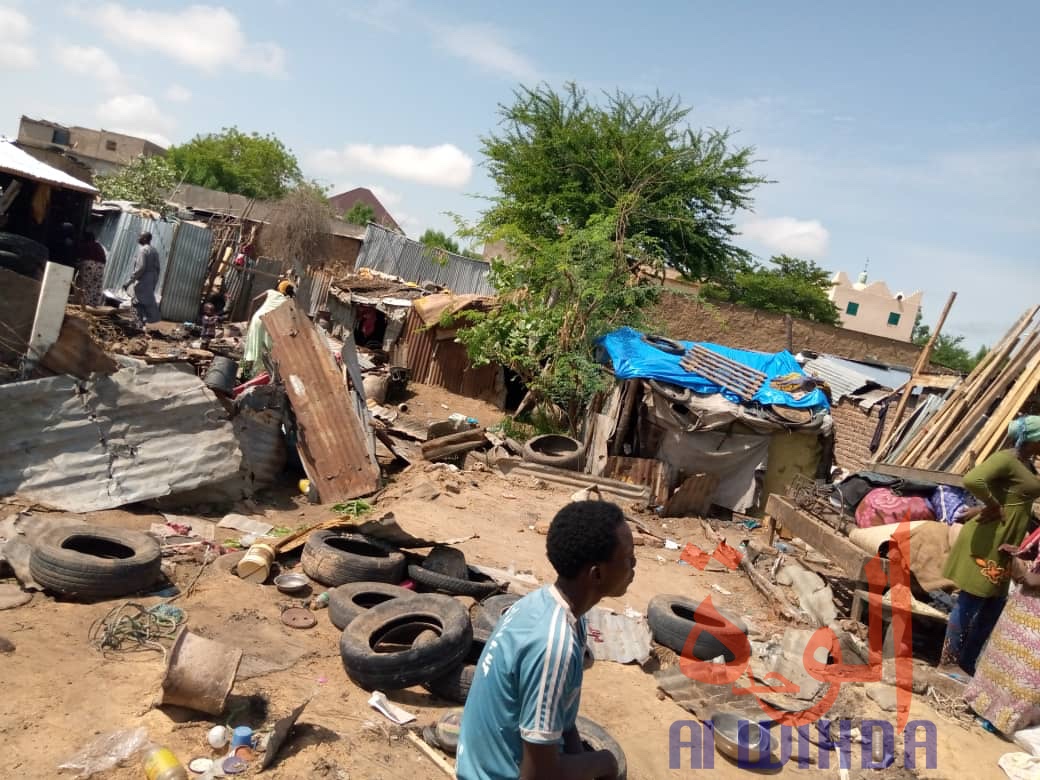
top-left (880, 291), bottom-right (956, 452)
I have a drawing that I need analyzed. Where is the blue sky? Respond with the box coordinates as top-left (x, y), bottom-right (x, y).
top-left (2, 1), bottom-right (1036, 347)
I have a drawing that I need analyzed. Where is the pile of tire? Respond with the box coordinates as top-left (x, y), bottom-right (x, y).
top-left (301, 529), bottom-right (516, 700)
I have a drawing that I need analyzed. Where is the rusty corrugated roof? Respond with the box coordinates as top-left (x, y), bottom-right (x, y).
top-left (263, 300), bottom-right (380, 501)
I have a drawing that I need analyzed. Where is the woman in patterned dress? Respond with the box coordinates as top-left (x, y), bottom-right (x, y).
top-left (940, 416), bottom-right (1040, 675)
top-left (76, 231), bottom-right (107, 307)
top-left (963, 525), bottom-right (1040, 734)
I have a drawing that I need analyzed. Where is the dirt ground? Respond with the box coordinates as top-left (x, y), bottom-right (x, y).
top-left (0, 385), bottom-right (1019, 780)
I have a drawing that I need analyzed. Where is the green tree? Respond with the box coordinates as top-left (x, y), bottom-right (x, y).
top-left (911, 310), bottom-right (987, 373)
top-left (167, 127), bottom-right (302, 200)
top-left (95, 154), bottom-right (178, 214)
top-left (478, 83), bottom-right (765, 281)
top-left (344, 202), bottom-right (376, 226)
top-left (419, 228), bottom-right (461, 253)
top-left (701, 254), bottom-right (841, 325)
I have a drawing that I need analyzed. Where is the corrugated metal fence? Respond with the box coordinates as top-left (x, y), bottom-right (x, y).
top-left (99, 211), bottom-right (214, 322)
top-left (356, 223), bottom-right (494, 296)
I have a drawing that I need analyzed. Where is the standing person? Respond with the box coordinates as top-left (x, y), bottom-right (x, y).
top-left (124, 232), bottom-right (161, 328)
top-left (940, 416), bottom-right (1040, 675)
top-left (242, 281), bottom-right (294, 378)
top-left (963, 523), bottom-right (1040, 735)
top-left (455, 500), bottom-right (635, 780)
top-left (76, 230), bottom-right (107, 307)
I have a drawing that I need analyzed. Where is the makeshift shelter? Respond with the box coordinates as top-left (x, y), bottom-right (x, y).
top-left (586, 327), bottom-right (832, 514)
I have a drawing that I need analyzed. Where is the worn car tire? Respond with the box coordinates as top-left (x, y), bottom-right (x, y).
top-left (423, 634), bottom-right (486, 703)
top-left (648, 379), bottom-right (693, 404)
top-left (472, 593), bottom-right (521, 636)
top-left (29, 525), bottom-right (161, 600)
top-left (641, 334), bottom-right (685, 355)
top-left (647, 594), bottom-right (748, 661)
top-left (576, 716), bottom-right (628, 780)
top-left (339, 594), bottom-right (472, 690)
top-left (328, 581), bottom-right (412, 630)
top-left (301, 531), bottom-right (406, 586)
top-left (521, 434), bottom-right (583, 471)
top-left (407, 563), bottom-right (503, 600)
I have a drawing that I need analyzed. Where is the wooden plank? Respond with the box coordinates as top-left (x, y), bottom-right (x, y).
top-left (883, 291), bottom-right (956, 445)
top-left (660, 473), bottom-right (720, 517)
top-left (764, 494), bottom-right (874, 580)
top-left (25, 262), bottom-right (74, 367)
top-left (264, 300), bottom-right (381, 502)
top-left (868, 462), bottom-right (964, 488)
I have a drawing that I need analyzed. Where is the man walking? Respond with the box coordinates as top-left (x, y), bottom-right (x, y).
top-left (125, 231), bottom-right (161, 327)
top-left (456, 500), bottom-right (635, 780)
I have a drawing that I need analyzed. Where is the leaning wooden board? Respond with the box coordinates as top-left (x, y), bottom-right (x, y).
top-left (679, 345), bottom-right (767, 402)
top-left (263, 300), bottom-right (381, 503)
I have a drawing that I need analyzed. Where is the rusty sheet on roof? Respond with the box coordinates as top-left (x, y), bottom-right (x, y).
top-left (263, 300), bottom-right (380, 502)
top-left (0, 365), bottom-right (242, 511)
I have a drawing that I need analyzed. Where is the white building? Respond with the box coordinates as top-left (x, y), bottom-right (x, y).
top-left (829, 271), bottom-right (922, 342)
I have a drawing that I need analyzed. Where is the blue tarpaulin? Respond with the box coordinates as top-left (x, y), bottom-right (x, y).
top-left (598, 327), bottom-right (829, 410)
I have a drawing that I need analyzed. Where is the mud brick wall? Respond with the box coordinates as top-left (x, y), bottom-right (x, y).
top-left (653, 291), bottom-right (923, 366)
top-left (830, 398), bottom-right (890, 473)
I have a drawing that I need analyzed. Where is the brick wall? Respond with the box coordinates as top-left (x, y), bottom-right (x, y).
top-left (830, 398), bottom-right (890, 473)
top-left (652, 291), bottom-right (923, 366)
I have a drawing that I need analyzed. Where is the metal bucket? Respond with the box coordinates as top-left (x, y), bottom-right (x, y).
top-left (204, 356), bottom-right (239, 396)
top-left (160, 629), bottom-right (243, 715)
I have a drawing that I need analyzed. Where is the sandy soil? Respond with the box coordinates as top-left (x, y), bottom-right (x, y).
top-left (0, 386), bottom-right (1017, 780)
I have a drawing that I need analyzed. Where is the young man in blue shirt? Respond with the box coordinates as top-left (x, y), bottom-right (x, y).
top-left (456, 500), bottom-right (636, 780)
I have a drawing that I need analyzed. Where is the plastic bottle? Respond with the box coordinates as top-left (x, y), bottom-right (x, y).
top-left (310, 591), bottom-right (330, 610)
top-left (142, 743), bottom-right (188, 780)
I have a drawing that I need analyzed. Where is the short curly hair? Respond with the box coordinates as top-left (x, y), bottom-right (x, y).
top-left (546, 500), bottom-right (625, 579)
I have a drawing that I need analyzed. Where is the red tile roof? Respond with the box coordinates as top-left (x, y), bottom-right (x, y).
top-left (327, 187), bottom-right (402, 233)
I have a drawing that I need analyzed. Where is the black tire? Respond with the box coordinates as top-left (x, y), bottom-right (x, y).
top-left (647, 594), bottom-right (748, 661)
top-left (0, 248), bottom-right (44, 278)
top-left (423, 634), bottom-right (486, 703)
top-left (301, 531), bottom-right (406, 586)
top-left (339, 594), bottom-right (472, 690)
top-left (422, 546), bottom-right (468, 579)
top-left (28, 525), bottom-right (161, 600)
top-left (576, 716), bottom-right (628, 780)
top-left (0, 232), bottom-right (49, 261)
top-left (328, 581), bottom-right (412, 630)
top-left (522, 434), bottom-right (583, 471)
top-left (472, 593), bottom-right (521, 636)
top-left (407, 564), bottom-right (503, 599)
top-left (641, 334), bottom-right (685, 355)
top-left (648, 379), bottom-right (693, 404)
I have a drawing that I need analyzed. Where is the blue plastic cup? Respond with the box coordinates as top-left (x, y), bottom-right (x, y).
top-left (231, 725), bottom-right (253, 749)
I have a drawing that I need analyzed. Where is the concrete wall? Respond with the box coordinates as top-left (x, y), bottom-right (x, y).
top-left (652, 291), bottom-right (924, 366)
top-left (18, 118), bottom-right (165, 172)
top-left (829, 272), bottom-right (921, 342)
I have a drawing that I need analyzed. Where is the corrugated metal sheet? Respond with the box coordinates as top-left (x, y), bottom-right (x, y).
top-left (0, 139), bottom-right (97, 194)
top-left (397, 309), bottom-right (500, 401)
top-left (0, 365), bottom-right (243, 511)
top-left (97, 212), bottom-right (214, 323)
top-left (297, 269), bottom-right (333, 317)
top-left (802, 355), bottom-right (909, 402)
top-left (356, 223), bottom-right (494, 296)
top-left (263, 300), bottom-right (380, 501)
top-left (160, 221), bottom-right (213, 322)
top-left (234, 408), bottom-right (287, 488)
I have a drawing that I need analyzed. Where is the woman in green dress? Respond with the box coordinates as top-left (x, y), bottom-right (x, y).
top-left (940, 415), bottom-right (1040, 675)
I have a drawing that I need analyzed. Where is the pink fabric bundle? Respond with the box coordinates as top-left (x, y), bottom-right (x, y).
top-left (854, 487), bottom-right (936, 528)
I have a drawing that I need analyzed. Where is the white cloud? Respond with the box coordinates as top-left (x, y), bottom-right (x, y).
top-left (55, 44), bottom-right (124, 90)
top-left (310, 143), bottom-right (474, 188)
top-left (85, 3), bottom-right (286, 76)
top-left (96, 94), bottom-right (174, 147)
top-left (741, 216), bottom-right (830, 258)
top-left (433, 23), bottom-right (538, 82)
top-left (165, 84), bottom-right (192, 102)
top-left (0, 7), bottom-right (36, 69)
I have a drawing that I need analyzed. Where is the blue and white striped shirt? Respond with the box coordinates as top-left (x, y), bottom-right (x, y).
top-left (456, 586), bottom-right (587, 780)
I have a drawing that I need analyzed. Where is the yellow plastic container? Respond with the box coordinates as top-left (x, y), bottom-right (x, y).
top-left (142, 744), bottom-right (187, 780)
top-left (236, 542), bottom-right (276, 583)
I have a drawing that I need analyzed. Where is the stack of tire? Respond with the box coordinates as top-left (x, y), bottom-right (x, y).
top-left (301, 530), bottom-right (516, 700)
